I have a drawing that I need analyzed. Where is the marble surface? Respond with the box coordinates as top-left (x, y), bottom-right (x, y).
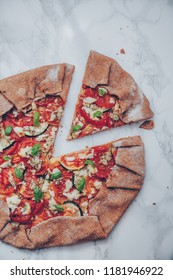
top-left (0, 0), bottom-right (173, 260)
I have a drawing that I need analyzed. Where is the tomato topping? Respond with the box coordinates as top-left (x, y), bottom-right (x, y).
top-left (0, 176), bottom-right (14, 195)
top-left (2, 167), bottom-right (23, 187)
top-left (80, 107), bottom-right (108, 127)
top-left (5, 111), bottom-right (33, 127)
top-left (10, 200), bottom-right (44, 224)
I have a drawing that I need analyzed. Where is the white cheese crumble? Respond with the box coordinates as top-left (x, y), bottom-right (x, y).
top-left (13, 127), bottom-right (24, 137)
top-left (21, 202), bottom-right (31, 215)
top-left (109, 97), bottom-right (115, 104)
top-left (94, 180), bottom-right (102, 190)
top-left (6, 195), bottom-right (21, 212)
top-left (99, 150), bottom-right (112, 165)
top-left (18, 146), bottom-right (31, 158)
top-left (65, 179), bottom-right (73, 192)
top-left (63, 189), bottom-right (80, 200)
top-left (0, 160), bottom-right (12, 168)
top-left (80, 201), bottom-right (88, 214)
top-left (41, 180), bottom-right (50, 192)
top-left (8, 172), bottom-right (16, 188)
top-left (65, 156), bottom-right (75, 162)
top-left (83, 97), bottom-right (97, 104)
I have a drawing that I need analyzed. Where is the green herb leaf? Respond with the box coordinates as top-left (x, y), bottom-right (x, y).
top-left (5, 126), bottom-right (12, 135)
top-left (3, 155), bottom-right (10, 161)
top-left (77, 177), bottom-right (86, 192)
top-left (98, 87), bottom-right (107, 96)
top-left (93, 111), bottom-right (103, 118)
top-left (50, 171), bottom-right (62, 180)
top-left (84, 159), bottom-right (95, 168)
top-left (33, 111), bottom-right (40, 127)
top-left (14, 168), bottom-right (24, 180)
top-left (72, 125), bottom-right (82, 132)
top-left (31, 144), bottom-right (41, 156)
top-left (34, 186), bottom-right (43, 202)
top-left (54, 204), bottom-right (64, 212)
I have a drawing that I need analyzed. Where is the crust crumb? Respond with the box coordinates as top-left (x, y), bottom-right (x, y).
top-left (120, 48), bottom-right (125, 54)
top-left (139, 120), bottom-right (154, 130)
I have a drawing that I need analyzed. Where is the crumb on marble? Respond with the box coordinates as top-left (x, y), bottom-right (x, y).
top-left (139, 120), bottom-right (154, 130)
top-left (120, 48), bottom-right (125, 54)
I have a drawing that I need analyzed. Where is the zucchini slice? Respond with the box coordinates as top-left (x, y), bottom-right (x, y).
top-left (58, 156), bottom-right (85, 171)
top-left (73, 167), bottom-right (87, 191)
top-left (0, 136), bottom-right (15, 152)
top-left (23, 122), bottom-right (49, 137)
top-left (63, 201), bottom-right (83, 216)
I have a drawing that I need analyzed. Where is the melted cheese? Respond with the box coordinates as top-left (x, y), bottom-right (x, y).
top-left (6, 195), bottom-right (21, 211)
top-left (13, 127), bottom-right (25, 137)
top-left (63, 189), bottom-right (80, 200)
top-left (18, 146), bottom-right (31, 158)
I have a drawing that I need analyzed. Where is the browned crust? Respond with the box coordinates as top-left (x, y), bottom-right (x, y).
top-left (0, 63), bottom-right (74, 114)
top-left (0, 200), bottom-right (10, 232)
top-left (0, 94), bottom-right (13, 117)
top-left (89, 186), bottom-right (139, 235)
top-left (0, 136), bottom-right (145, 249)
top-left (28, 216), bottom-right (106, 249)
top-left (112, 135), bottom-right (143, 148)
top-left (107, 136), bottom-right (145, 189)
top-left (58, 64), bottom-right (75, 102)
top-left (106, 165), bottom-right (144, 190)
top-left (115, 146), bottom-right (145, 177)
top-left (83, 50), bottom-right (112, 88)
top-left (139, 120), bottom-right (155, 130)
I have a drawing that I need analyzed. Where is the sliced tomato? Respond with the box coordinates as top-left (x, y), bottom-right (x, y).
top-left (10, 200), bottom-right (44, 224)
top-left (32, 206), bottom-right (52, 227)
top-left (5, 112), bottom-right (33, 127)
top-left (3, 141), bottom-right (19, 156)
top-left (2, 167), bottom-right (22, 187)
top-left (80, 107), bottom-right (108, 127)
top-left (59, 154), bottom-right (85, 171)
top-left (95, 94), bottom-right (115, 110)
top-left (19, 172), bottom-right (39, 198)
top-left (0, 175), bottom-right (14, 195)
top-left (18, 138), bottom-right (36, 150)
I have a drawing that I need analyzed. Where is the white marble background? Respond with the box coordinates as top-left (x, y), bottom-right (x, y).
top-left (0, 0), bottom-right (173, 260)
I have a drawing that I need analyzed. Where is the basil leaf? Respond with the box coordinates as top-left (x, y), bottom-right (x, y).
top-left (84, 159), bottom-right (95, 168)
top-left (31, 144), bottom-right (41, 156)
top-left (54, 204), bottom-right (64, 212)
top-left (3, 155), bottom-right (10, 161)
top-left (93, 111), bottom-right (103, 118)
top-left (5, 126), bottom-right (12, 135)
top-left (98, 87), bottom-right (107, 96)
top-left (33, 111), bottom-right (40, 127)
top-left (15, 168), bottom-right (24, 180)
top-left (50, 171), bottom-right (62, 180)
top-left (77, 177), bottom-right (86, 192)
top-left (34, 186), bottom-right (43, 202)
top-left (72, 125), bottom-right (82, 132)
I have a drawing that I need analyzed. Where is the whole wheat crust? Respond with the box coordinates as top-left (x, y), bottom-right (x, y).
top-left (0, 63), bottom-right (75, 116)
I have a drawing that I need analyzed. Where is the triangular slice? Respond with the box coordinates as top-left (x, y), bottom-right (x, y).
top-left (67, 50), bottom-right (153, 140)
top-left (0, 63), bottom-right (74, 177)
top-left (0, 136), bottom-right (144, 249)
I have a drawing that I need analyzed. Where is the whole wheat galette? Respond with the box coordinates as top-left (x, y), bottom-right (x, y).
top-left (0, 52), bottom-right (152, 249)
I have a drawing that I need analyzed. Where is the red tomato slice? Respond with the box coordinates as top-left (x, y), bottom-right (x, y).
top-left (10, 200), bottom-right (44, 224)
top-left (80, 107), bottom-right (108, 127)
top-left (2, 167), bottom-right (22, 187)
